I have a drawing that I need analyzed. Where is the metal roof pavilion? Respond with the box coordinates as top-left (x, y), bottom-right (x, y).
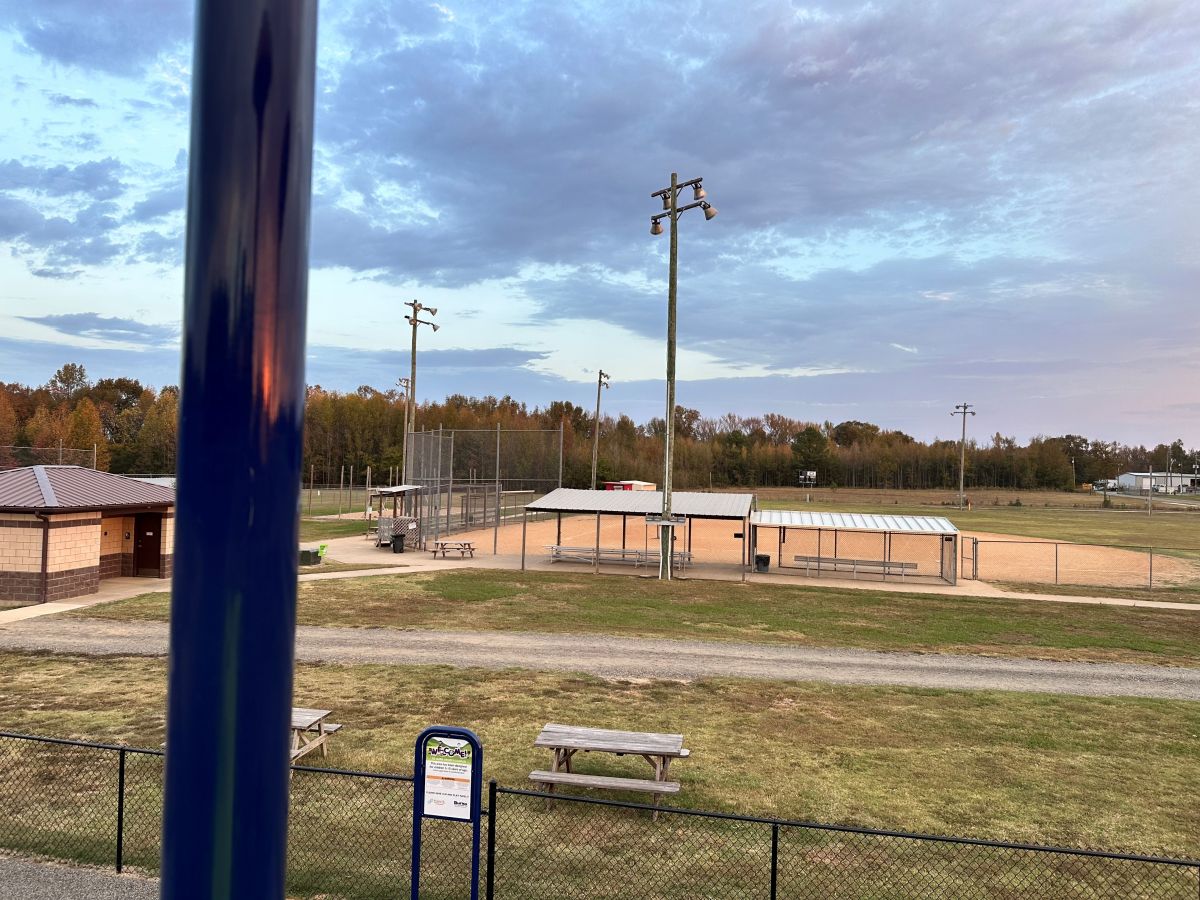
top-left (750, 509), bottom-right (958, 534)
top-left (527, 488), bottom-right (754, 520)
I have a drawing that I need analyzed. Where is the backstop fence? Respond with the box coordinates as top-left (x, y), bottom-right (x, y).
top-left (961, 539), bottom-right (1200, 591)
top-left (2, 731), bottom-right (1197, 899)
top-left (399, 426), bottom-right (563, 549)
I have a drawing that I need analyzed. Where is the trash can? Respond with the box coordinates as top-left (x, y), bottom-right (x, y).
top-left (299, 549), bottom-right (320, 566)
top-left (392, 533), bottom-right (406, 554)
top-left (754, 553), bottom-right (770, 573)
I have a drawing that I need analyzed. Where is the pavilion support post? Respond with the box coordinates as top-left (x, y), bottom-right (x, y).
top-left (556, 512), bottom-right (562, 546)
top-left (687, 518), bottom-right (692, 554)
top-left (520, 508), bottom-right (528, 571)
top-left (741, 517), bottom-right (748, 583)
top-left (594, 514), bottom-right (601, 574)
top-left (621, 515), bottom-right (627, 549)
top-left (161, 1), bottom-right (317, 895)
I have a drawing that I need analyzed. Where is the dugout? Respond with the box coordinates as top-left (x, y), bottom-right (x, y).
top-left (750, 510), bottom-right (959, 585)
top-left (519, 488), bottom-right (755, 573)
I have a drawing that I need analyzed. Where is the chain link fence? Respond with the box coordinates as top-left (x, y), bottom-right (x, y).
top-left (2, 733), bottom-right (1198, 898)
top-left (963, 539), bottom-right (1200, 591)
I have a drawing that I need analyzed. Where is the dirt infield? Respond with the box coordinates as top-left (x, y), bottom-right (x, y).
top-left (965, 531), bottom-right (1200, 589)
top-left (450, 515), bottom-right (1200, 589)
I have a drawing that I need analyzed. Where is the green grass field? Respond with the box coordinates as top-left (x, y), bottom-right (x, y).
top-left (2, 651), bottom-right (1197, 860)
top-left (76, 570), bottom-right (1200, 667)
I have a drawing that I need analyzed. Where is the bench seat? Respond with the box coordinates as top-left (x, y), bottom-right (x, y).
top-left (529, 770), bottom-right (680, 794)
top-left (321, 723), bottom-right (343, 734)
top-left (793, 555), bottom-right (917, 575)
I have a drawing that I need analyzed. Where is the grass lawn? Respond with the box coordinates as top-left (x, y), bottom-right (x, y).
top-left (994, 581), bottom-right (1200, 603)
top-left (76, 570), bottom-right (1200, 667)
top-left (1, 650), bottom-right (1197, 861)
top-left (756, 490), bottom-right (1200, 550)
top-left (300, 558), bottom-right (398, 575)
top-left (299, 518), bottom-right (369, 541)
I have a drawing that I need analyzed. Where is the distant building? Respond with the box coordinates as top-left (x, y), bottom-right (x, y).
top-left (0, 466), bottom-right (175, 605)
top-left (1117, 472), bottom-right (1198, 493)
top-left (602, 480), bottom-right (656, 491)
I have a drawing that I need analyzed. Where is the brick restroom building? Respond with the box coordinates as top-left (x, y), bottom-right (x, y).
top-left (0, 466), bottom-right (175, 604)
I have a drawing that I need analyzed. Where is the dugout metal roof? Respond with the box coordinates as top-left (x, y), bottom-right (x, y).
top-left (750, 509), bottom-right (957, 534)
top-left (527, 488), bottom-right (754, 520)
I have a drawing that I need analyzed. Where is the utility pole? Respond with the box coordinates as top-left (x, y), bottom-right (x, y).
top-left (402, 302), bottom-right (439, 486)
top-left (396, 377), bottom-right (411, 484)
top-left (950, 403), bottom-right (975, 511)
top-left (590, 370), bottom-right (610, 490)
top-left (650, 172), bottom-right (717, 580)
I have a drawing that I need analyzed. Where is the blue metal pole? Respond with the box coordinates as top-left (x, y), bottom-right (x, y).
top-left (161, 1), bottom-right (318, 897)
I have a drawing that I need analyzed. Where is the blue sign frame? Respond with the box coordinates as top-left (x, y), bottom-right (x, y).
top-left (411, 726), bottom-right (484, 900)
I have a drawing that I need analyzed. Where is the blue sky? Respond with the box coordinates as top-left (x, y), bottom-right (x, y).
top-left (1, 1), bottom-right (1197, 445)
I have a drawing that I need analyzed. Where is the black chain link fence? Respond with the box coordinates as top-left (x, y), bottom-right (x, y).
top-left (2, 733), bottom-right (1198, 898)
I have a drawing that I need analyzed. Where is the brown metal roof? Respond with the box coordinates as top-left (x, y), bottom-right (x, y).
top-left (0, 466), bottom-right (174, 511)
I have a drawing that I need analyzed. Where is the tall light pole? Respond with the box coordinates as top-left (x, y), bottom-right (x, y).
top-left (396, 377), bottom-right (411, 484)
top-left (951, 402), bottom-right (975, 510)
top-left (402, 301), bottom-right (438, 486)
top-left (590, 370), bottom-right (610, 490)
top-left (649, 172), bottom-right (717, 580)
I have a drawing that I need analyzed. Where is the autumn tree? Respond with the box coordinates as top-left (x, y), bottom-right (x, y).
top-left (48, 363), bottom-right (90, 402)
top-left (66, 398), bottom-right (110, 470)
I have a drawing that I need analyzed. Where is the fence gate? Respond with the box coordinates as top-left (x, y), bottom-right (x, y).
top-left (961, 536), bottom-right (978, 580)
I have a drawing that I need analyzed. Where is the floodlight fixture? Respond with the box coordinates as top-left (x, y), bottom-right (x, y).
top-left (651, 220), bottom-right (664, 235)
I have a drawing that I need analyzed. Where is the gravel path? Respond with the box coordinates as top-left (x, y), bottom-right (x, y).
top-left (0, 856), bottom-right (156, 900)
top-left (2, 617), bottom-right (1199, 700)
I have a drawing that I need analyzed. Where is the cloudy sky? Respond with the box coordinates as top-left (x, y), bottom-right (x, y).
top-left (1, 1), bottom-right (1197, 445)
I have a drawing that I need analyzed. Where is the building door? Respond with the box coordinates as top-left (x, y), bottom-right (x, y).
top-left (134, 513), bottom-right (163, 577)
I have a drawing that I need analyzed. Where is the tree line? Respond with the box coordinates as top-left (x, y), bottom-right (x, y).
top-left (2, 364), bottom-right (1196, 491)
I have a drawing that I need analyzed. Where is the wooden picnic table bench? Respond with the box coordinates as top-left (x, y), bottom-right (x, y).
top-left (431, 540), bottom-right (476, 558)
top-left (530, 723), bottom-right (690, 819)
top-left (793, 555), bottom-right (918, 577)
top-left (290, 707), bottom-right (343, 763)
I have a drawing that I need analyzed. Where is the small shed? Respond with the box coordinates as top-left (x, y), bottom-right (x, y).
top-left (602, 480), bottom-right (657, 491)
top-left (0, 466), bottom-right (175, 604)
top-left (750, 510), bottom-right (959, 584)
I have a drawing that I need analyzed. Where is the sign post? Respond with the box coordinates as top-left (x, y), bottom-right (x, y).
top-left (411, 726), bottom-right (484, 900)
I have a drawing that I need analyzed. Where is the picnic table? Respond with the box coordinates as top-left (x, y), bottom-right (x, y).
top-left (431, 540), bottom-right (476, 558)
top-left (290, 707), bottom-right (342, 763)
top-left (530, 723), bottom-right (689, 818)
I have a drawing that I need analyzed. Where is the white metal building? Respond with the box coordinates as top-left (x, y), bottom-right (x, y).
top-left (1117, 472), bottom-right (1198, 493)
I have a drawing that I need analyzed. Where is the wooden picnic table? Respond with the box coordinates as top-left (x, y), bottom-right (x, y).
top-left (290, 707), bottom-right (342, 763)
top-left (431, 540), bottom-right (476, 558)
top-left (530, 723), bottom-right (690, 818)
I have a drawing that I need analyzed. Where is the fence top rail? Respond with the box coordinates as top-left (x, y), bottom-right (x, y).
top-left (0, 730), bottom-right (164, 756)
top-left (494, 784), bottom-right (1200, 867)
top-left (291, 763), bottom-right (414, 782)
top-left (974, 539), bottom-right (1200, 553)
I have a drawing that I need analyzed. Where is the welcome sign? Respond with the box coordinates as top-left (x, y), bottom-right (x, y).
top-left (422, 736), bottom-right (474, 821)
top-left (411, 726), bottom-right (484, 900)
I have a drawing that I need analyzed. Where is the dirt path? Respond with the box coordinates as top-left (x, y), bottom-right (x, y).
top-left (2, 618), bottom-right (1198, 700)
